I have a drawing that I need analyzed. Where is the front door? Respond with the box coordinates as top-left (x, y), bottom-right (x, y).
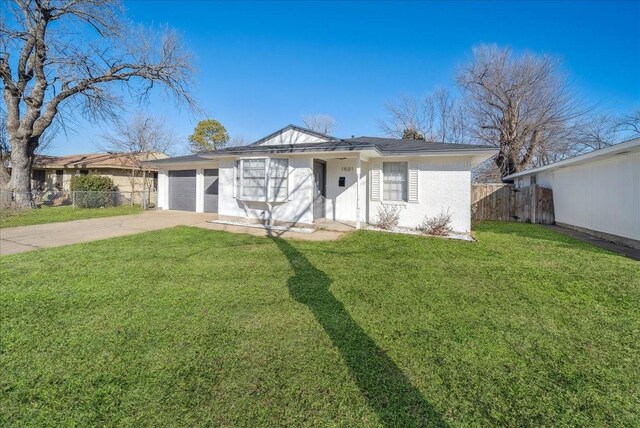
top-left (313, 160), bottom-right (326, 220)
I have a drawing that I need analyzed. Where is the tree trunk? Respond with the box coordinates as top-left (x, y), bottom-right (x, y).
top-left (7, 136), bottom-right (36, 208)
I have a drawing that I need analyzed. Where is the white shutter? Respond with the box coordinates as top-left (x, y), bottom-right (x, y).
top-left (408, 163), bottom-right (419, 203)
top-left (371, 160), bottom-right (381, 201)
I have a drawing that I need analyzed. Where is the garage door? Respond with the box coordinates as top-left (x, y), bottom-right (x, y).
top-left (204, 169), bottom-right (218, 213)
top-left (169, 170), bottom-right (196, 211)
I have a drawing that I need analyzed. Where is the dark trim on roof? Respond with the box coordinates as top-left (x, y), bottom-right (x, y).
top-left (249, 124), bottom-right (338, 146)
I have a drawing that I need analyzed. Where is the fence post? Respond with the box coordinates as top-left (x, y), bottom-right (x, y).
top-left (72, 191), bottom-right (75, 210)
top-left (531, 184), bottom-right (537, 224)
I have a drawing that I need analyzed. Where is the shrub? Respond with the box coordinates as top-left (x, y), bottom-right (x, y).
top-left (69, 175), bottom-right (118, 208)
top-left (418, 209), bottom-right (453, 236)
top-left (69, 175), bottom-right (117, 192)
top-left (375, 204), bottom-right (401, 230)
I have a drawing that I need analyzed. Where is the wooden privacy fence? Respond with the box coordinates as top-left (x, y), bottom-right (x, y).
top-left (471, 184), bottom-right (555, 224)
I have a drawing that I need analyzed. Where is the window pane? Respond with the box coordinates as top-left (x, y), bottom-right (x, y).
top-left (242, 159), bottom-right (266, 198)
top-left (269, 159), bottom-right (288, 200)
top-left (383, 162), bottom-right (407, 201)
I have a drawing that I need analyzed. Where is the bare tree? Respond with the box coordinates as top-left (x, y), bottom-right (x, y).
top-left (380, 93), bottom-right (435, 140)
top-left (302, 114), bottom-right (335, 135)
top-left (0, 108), bottom-right (56, 187)
top-left (0, 110), bottom-right (10, 186)
top-left (379, 88), bottom-right (468, 143)
top-left (472, 159), bottom-right (502, 183)
top-left (0, 0), bottom-right (196, 207)
top-left (457, 44), bottom-right (587, 177)
top-left (402, 127), bottom-right (425, 140)
top-left (616, 109), bottom-right (640, 138)
top-left (230, 135), bottom-right (247, 147)
top-left (100, 113), bottom-right (175, 198)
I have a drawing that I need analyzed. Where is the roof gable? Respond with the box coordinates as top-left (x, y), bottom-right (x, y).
top-left (252, 124), bottom-right (337, 146)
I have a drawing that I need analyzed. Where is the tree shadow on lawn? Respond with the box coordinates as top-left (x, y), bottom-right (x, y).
top-left (270, 235), bottom-right (448, 427)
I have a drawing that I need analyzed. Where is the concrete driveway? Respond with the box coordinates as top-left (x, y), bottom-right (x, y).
top-left (1, 210), bottom-right (344, 256)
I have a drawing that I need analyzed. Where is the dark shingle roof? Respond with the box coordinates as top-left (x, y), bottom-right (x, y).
top-left (147, 136), bottom-right (496, 165)
top-left (343, 137), bottom-right (495, 154)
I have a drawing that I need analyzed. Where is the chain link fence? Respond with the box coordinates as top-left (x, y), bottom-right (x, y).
top-left (0, 190), bottom-right (157, 211)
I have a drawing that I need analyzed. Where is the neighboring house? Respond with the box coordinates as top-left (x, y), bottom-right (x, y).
top-left (31, 152), bottom-right (168, 193)
top-left (146, 125), bottom-right (497, 233)
top-left (505, 138), bottom-right (640, 249)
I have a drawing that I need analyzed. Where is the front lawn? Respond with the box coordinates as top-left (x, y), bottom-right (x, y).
top-left (0, 204), bottom-right (143, 228)
top-left (1, 222), bottom-right (638, 426)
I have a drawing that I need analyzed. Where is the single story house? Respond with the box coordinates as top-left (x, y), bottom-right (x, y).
top-left (146, 125), bottom-right (496, 233)
top-left (505, 137), bottom-right (640, 249)
top-left (31, 152), bottom-right (167, 193)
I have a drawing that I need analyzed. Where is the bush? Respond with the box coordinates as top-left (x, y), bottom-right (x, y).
top-left (69, 175), bottom-right (117, 192)
top-left (418, 209), bottom-right (453, 236)
top-left (375, 204), bottom-right (401, 230)
top-left (69, 175), bottom-right (118, 208)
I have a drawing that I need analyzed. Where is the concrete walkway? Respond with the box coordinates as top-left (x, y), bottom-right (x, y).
top-left (546, 225), bottom-right (640, 261)
top-left (0, 210), bottom-right (345, 256)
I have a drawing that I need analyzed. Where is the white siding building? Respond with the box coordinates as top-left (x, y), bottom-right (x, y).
top-left (506, 138), bottom-right (640, 249)
top-left (149, 125), bottom-right (497, 233)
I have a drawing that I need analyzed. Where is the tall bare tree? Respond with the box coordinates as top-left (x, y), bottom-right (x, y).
top-left (302, 114), bottom-right (335, 135)
top-left (100, 113), bottom-right (175, 197)
top-left (0, 108), bottom-right (56, 187)
top-left (0, 0), bottom-right (196, 207)
top-left (379, 88), bottom-right (468, 143)
top-left (230, 135), bottom-right (247, 147)
top-left (0, 110), bottom-right (11, 186)
top-left (457, 45), bottom-right (587, 177)
top-left (616, 109), bottom-right (640, 138)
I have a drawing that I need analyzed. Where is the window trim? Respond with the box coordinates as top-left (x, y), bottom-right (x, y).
top-left (382, 161), bottom-right (408, 202)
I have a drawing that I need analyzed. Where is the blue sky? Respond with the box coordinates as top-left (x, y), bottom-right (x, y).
top-left (51, 0), bottom-right (640, 155)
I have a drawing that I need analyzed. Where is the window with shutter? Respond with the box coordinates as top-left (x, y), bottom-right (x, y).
top-left (383, 162), bottom-right (408, 202)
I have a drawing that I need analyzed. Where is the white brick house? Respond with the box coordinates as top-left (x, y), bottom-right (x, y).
top-left (147, 125), bottom-right (497, 233)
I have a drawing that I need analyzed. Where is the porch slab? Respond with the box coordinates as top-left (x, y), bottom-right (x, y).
top-left (313, 219), bottom-right (358, 232)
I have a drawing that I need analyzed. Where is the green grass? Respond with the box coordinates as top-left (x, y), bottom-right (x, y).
top-left (1, 222), bottom-right (638, 427)
top-left (0, 205), bottom-right (143, 228)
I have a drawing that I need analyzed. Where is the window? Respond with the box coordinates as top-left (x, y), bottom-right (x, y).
top-left (237, 158), bottom-right (288, 201)
top-left (241, 159), bottom-right (266, 199)
top-left (383, 162), bottom-right (407, 202)
top-left (55, 170), bottom-right (64, 190)
top-left (269, 158), bottom-right (288, 201)
top-left (80, 170), bottom-right (89, 175)
top-left (530, 175), bottom-right (537, 185)
top-left (32, 170), bottom-right (45, 191)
